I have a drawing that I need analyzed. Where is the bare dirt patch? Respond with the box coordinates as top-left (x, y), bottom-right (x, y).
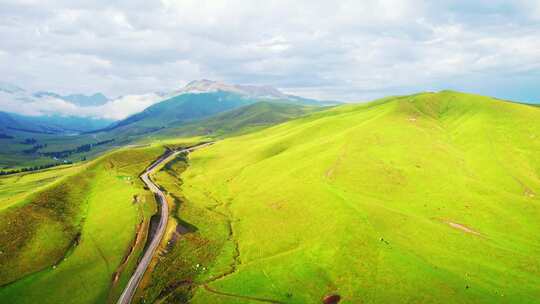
top-left (446, 221), bottom-right (481, 236)
top-left (268, 201), bottom-right (284, 210)
top-left (524, 187), bottom-right (536, 198)
top-left (323, 294), bottom-right (341, 304)
top-left (111, 220), bottom-right (146, 289)
top-left (325, 144), bottom-right (348, 179)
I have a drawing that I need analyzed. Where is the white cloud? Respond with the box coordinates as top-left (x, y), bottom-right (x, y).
top-left (0, 0), bottom-right (538, 106)
top-left (93, 93), bottom-right (163, 120)
top-left (0, 91), bottom-right (84, 117)
top-left (0, 88), bottom-right (164, 120)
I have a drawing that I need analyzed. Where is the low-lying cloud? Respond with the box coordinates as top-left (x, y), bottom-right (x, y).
top-left (0, 89), bottom-right (163, 120)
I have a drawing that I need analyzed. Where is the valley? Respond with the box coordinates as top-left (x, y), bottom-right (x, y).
top-left (1, 88), bottom-right (539, 304)
top-left (2, 3), bottom-right (539, 303)
top-left (0, 81), bottom-right (327, 170)
top-left (135, 91), bottom-right (540, 303)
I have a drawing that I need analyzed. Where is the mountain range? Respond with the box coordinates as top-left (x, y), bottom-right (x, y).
top-left (33, 91), bottom-right (109, 107)
top-left (0, 82), bottom-right (110, 108)
top-left (91, 81), bottom-right (336, 136)
top-left (0, 80), bottom-right (337, 168)
top-left (0, 80), bottom-right (336, 122)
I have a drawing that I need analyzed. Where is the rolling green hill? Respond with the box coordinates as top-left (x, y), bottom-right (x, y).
top-left (2, 90), bottom-right (539, 304)
top-left (151, 101), bottom-right (322, 139)
top-left (0, 144), bottom-right (175, 303)
top-left (95, 91), bottom-right (328, 142)
top-left (95, 92), bottom-right (257, 137)
top-left (137, 91), bottom-right (540, 303)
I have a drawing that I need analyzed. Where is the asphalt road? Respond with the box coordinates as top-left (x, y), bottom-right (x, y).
top-left (117, 142), bottom-right (213, 304)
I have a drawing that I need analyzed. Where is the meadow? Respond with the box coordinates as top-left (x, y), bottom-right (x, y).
top-left (0, 130), bottom-right (115, 170)
top-left (1, 91), bottom-right (539, 304)
top-left (0, 164), bottom-right (79, 210)
top-left (153, 91), bottom-right (540, 303)
top-left (0, 145), bottom-right (167, 303)
top-left (133, 151), bottom-right (236, 304)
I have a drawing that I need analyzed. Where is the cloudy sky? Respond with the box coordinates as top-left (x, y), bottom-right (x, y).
top-left (1, 0), bottom-right (540, 105)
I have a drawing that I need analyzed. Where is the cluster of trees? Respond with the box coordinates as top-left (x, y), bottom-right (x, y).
top-left (23, 144), bottom-right (47, 154)
top-left (0, 138), bottom-right (116, 177)
top-left (0, 161), bottom-right (73, 176)
top-left (0, 133), bottom-right (14, 139)
top-left (21, 138), bottom-right (37, 144)
top-left (21, 138), bottom-right (45, 154)
top-left (40, 139), bottom-right (115, 158)
top-left (19, 138), bottom-right (115, 158)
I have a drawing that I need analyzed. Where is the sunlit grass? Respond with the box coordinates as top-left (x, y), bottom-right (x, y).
top-left (175, 91), bottom-right (540, 303)
top-left (0, 145), bottom-right (166, 304)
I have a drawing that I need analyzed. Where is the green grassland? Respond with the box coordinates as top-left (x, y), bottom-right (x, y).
top-left (0, 131), bottom-right (117, 170)
top-left (133, 152), bottom-right (236, 304)
top-left (151, 102), bottom-right (322, 139)
top-left (0, 145), bottom-right (169, 303)
top-left (0, 164), bottom-right (80, 210)
top-left (1, 90), bottom-right (539, 304)
top-left (149, 91), bottom-right (540, 303)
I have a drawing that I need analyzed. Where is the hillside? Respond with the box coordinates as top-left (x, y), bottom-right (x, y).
top-left (93, 92), bottom-right (259, 137)
top-left (152, 101), bottom-right (322, 138)
top-left (171, 79), bottom-right (338, 106)
top-left (137, 91), bottom-right (540, 303)
top-left (97, 90), bottom-right (329, 139)
top-left (0, 111), bottom-right (112, 138)
top-left (8, 113), bottom-right (112, 133)
top-left (0, 111), bottom-right (61, 135)
top-left (0, 144), bottom-right (174, 303)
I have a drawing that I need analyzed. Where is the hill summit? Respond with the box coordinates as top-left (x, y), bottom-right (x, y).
top-left (175, 79), bottom-right (288, 99)
top-left (172, 79), bottom-right (339, 106)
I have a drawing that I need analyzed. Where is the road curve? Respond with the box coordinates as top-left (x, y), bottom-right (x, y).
top-left (117, 142), bottom-right (213, 304)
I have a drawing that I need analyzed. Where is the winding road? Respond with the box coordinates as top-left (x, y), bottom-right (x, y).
top-left (117, 142), bottom-right (213, 304)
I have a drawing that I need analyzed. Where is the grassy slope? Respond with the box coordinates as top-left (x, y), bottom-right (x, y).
top-left (169, 91), bottom-right (540, 303)
top-left (0, 164), bottom-right (79, 210)
top-left (133, 152), bottom-right (236, 304)
top-left (152, 102), bottom-right (322, 139)
top-left (99, 92), bottom-right (254, 137)
top-left (0, 134), bottom-right (57, 169)
top-left (0, 131), bottom-right (117, 170)
top-left (0, 146), bottom-right (165, 304)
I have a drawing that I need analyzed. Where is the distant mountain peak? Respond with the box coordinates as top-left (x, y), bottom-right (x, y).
top-left (182, 79), bottom-right (244, 94)
top-left (178, 79), bottom-right (287, 99)
top-left (32, 91), bottom-right (109, 107)
top-left (170, 79), bottom-right (339, 106)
